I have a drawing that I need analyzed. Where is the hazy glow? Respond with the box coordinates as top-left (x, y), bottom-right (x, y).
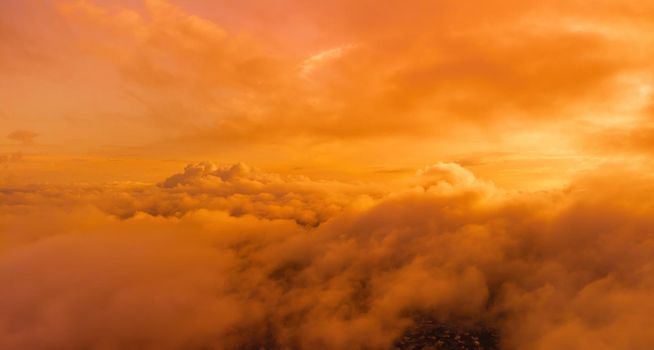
top-left (2, 0), bottom-right (654, 349)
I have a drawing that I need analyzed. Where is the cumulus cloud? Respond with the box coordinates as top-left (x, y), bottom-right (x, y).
top-left (1, 162), bottom-right (383, 227)
top-left (142, 162), bottom-right (384, 226)
top-left (415, 162), bottom-right (495, 192)
top-left (2, 162), bottom-right (654, 349)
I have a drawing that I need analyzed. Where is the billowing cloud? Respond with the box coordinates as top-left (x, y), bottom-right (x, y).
top-left (2, 162), bottom-right (654, 349)
top-left (2, 0), bottom-right (654, 349)
top-left (1, 162), bottom-right (384, 226)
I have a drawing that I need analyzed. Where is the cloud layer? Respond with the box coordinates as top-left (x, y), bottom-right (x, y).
top-left (3, 0), bottom-right (654, 349)
top-left (2, 162), bottom-right (654, 349)
top-left (2, 0), bottom-right (653, 185)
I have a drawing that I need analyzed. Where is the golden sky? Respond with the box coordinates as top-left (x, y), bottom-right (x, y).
top-left (2, 0), bottom-right (653, 188)
top-left (2, 1), bottom-right (654, 349)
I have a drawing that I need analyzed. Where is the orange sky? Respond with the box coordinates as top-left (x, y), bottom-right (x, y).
top-left (2, 0), bottom-right (653, 188)
top-left (3, 1), bottom-right (654, 349)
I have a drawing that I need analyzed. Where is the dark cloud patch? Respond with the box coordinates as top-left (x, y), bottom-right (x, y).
top-left (7, 130), bottom-right (38, 144)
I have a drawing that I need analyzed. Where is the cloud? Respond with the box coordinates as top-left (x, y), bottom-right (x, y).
top-left (584, 123), bottom-right (654, 156)
top-left (3, 0), bottom-right (653, 185)
top-left (0, 152), bottom-right (22, 166)
top-left (3, 0), bottom-right (654, 348)
top-left (416, 162), bottom-right (492, 191)
top-left (300, 44), bottom-right (357, 78)
top-left (2, 162), bottom-right (654, 349)
top-left (1, 162), bottom-right (384, 227)
top-left (6, 130), bottom-right (37, 144)
top-left (44, 0), bottom-right (654, 148)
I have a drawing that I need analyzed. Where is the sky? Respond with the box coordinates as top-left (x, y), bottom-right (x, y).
top-left (2, 1), bottom-right (654, 349)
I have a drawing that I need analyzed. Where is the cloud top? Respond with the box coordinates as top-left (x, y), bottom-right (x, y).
top-left (2, 162), bottom-right (654, 349)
